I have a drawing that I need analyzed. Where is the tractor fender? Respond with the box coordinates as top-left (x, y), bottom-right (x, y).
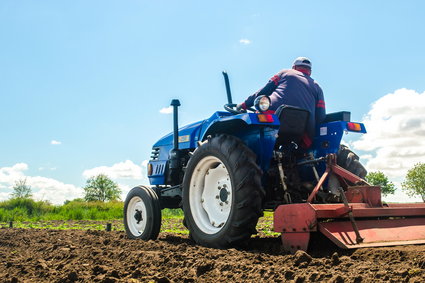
top-left (200, 112), bottom-right (280, 141)
top-left (200, 113), bottom-right (279, 173)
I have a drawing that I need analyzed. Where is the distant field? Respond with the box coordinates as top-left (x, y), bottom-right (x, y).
top-left (0, 211), bottom-right (277, 236)
top-left (0, 198), bottom-right (277, 236)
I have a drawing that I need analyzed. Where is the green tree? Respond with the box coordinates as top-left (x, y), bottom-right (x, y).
top-left (11, 178), bottom-right (32, 199)
top-left (365, 171), bottom-right (396, 197)
top-left (83, 174), bottom-right (121, 202)
top-left (402, 163), bottom-right (425, 202)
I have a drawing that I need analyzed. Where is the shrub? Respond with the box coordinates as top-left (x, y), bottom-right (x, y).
top-left (0, 198), bottom-right (124, 221)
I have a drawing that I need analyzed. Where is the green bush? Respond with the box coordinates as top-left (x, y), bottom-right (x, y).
top-left (0, 198), bottom-right (124, 221)
top-left (0, 198), bottom-right (186, 222)
top-left (51, 200), bottom-right (124, 220)
top-left (0, 198), bottom-right (53, 221)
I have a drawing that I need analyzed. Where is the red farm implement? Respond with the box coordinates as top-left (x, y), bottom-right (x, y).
top-left (274, 154), bottom-right (425, 253)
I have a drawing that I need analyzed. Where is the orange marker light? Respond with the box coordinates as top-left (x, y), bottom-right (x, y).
top-left (147, 163), bottom-right (153, 176)
top-left (257, 114), bottom-right (274, 123)
top-left (347, 122), bottom-right (362, 132)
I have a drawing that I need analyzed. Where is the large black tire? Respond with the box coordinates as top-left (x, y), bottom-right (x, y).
top-left (182, 134), bottom-right (264, 249)
top-left (337, 145), bottom-right (367, 178)
top-left (124, 186), bottom-right (161, 240)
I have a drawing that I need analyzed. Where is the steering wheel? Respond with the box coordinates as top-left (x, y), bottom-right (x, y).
top-left (224, 103), bottom-right (255, 114)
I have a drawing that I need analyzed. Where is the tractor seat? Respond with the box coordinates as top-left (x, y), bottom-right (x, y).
top-left (275, 105), bottom-right (310, 146)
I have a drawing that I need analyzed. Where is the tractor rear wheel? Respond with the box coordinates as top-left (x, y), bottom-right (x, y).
top-left (337, 145), bottom-right (367, 178)
top-left (124, 186), bottom-right (161, 240)
top-left (182, 134), bottom-right (264, 249)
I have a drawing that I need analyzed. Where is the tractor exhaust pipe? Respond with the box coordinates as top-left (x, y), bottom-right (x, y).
top-left (171, 99), bottom-right (181, 150)
top-left (222, 71), bottom-right (233, 104)
top-left (169, 99), bottom-right (181, 185)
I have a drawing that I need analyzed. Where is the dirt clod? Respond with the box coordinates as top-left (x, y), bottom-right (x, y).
top-left (294, 250), bottom-right (313, 266)
top-left (331, 252), bottom-right (341, 266)
top-left (332, 274), bottom-right (345, 283)
top-left (67, 271), bottom-right (78, 282)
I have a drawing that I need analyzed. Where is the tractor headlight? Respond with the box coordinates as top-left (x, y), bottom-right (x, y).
top-left (254, 95), bottom-right (271, 112)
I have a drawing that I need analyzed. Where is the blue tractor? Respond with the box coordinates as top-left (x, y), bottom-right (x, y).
top-left (124, 72), bottom-right (425, 252)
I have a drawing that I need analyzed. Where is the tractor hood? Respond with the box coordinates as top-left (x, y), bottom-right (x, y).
top-left (153, 120), bottom-right (205, 150)
top-left (152, 111), bottom-right (280, 151)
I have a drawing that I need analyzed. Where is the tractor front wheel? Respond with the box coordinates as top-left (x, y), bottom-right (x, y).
top-left (182, 134), bottom-right (264, 249)
top-left (124, 186), bottom-right (161, 240)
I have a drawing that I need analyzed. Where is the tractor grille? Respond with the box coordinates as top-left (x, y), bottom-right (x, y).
top-left (150, 147), bottom-right (160, 161)
top-left (155, 163), bottom-right (165, 175)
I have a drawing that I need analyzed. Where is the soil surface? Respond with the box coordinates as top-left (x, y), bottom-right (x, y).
top-left (1, 227), bottom-right (424, 282)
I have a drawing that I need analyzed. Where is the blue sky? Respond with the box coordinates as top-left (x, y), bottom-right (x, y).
top-left (1, 1), bottom-right (425, 203)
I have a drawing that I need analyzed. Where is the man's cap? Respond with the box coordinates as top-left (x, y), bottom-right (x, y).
top-left (293, 57), bottom-right (312, 69)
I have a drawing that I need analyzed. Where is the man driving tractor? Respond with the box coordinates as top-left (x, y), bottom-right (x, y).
top-left (237, 57), bottom-right (326, 148)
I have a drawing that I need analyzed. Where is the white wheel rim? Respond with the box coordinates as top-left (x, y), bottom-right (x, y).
top-left (189, 156), bottom-right (232, 234)
top-left (126, 195), bottom-right (148, 236)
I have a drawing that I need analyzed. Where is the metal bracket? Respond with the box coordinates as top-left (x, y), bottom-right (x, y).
top-left (307, 154), bottom-right (369, 203)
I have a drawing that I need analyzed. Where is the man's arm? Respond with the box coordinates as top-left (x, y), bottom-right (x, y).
top-left (315, 87), bottom-right (326, 124)
top-left (239, 74), bottom-right (280, 110)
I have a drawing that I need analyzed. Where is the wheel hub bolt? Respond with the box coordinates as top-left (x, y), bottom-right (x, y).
top-left (219, 187), bottom-right (229, 202)
top-left (134, 209), bottom-right (143, 224)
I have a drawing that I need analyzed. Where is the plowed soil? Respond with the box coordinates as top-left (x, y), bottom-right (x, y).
top-left (1, 226), bottom-right (424, 282)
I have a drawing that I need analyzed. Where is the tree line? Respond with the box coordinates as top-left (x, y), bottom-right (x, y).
top-left (364, 163), bottom-right (425, 202)
top-left (10, 174), bottom-right (121, 203)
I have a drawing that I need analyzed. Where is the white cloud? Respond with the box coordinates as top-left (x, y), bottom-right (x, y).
top-left (51, 140), bottom-right (62, 145)
top-left (360, 154), bottom-right (373, 161)
top-left (0, 159), bottom-right (152, 204)
top-left (83, 160), bottom-right (147, 180)
top-left (0, 163), bottom-right (83, 204)
top-left (353, 88), bottom-right (425, 181)
top-left (0, 160), bottom-right (151, 204)
top-left (0, 192), bottom-right (10, 202)
top-left (159, 106), bottom-right (173, 114)
top-left (0, 163), bottom-right (28, 184)
top-left (29, 176), bottom-right (83, 204)
top-left (239, 39), bottom-right (252, 45)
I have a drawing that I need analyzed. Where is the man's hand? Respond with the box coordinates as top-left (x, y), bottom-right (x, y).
top-left (236, 102), bottom-right (247, 112)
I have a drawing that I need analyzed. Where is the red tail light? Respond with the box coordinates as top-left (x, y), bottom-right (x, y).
top-left (257, 114), bottom-right (274, 123)
top-left (347, 122), bottom-right (362, 132)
